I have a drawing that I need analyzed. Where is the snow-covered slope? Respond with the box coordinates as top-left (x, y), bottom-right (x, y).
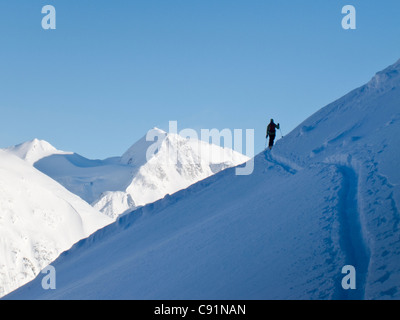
top-left (5, 59), bottom-right (400, 300)
top-left (35, 128), bottom-right (249, 219)
top-left (0, 151), bottom-right (112, 297)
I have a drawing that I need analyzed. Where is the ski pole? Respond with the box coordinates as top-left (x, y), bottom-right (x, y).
top-left (279, 128), bottom-right (284, 138)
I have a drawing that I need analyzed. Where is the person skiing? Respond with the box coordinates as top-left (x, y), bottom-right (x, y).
top-left (266, 119), bottom-right (280, 150)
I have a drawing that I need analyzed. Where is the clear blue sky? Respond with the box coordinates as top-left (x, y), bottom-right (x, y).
top-left (1, 0), bottom-right (400, 159)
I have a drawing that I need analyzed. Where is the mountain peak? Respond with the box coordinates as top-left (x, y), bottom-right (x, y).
top-left (5, 139), bottom-right (71, 164)
top-left (121, 128), bottom-right (168, 166)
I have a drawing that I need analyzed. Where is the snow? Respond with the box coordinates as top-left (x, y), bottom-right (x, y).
top-left (123, 130), bottom-right (250, 208)
top-left (34, 153), bottom-right (134, 207)
top-left (120, 127), bottom-right (167, 166)
top-left (4, 59), bottom-right (400, 300)
top-left (0, 151), bottom-right (112, 297)
top-left (92, 191), bottom-right (135, 218)
top-left (5, 139), bottom-right (72, 165)
top-left (34, 128), bottom-right (249, 219)
top-left (0, 127), bottom-right (248, 296)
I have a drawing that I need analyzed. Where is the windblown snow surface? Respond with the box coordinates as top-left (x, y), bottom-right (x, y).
top-left (6, 59), bottom-right (400, 300)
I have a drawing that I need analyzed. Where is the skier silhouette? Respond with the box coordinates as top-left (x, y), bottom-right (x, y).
top-left (266, 119), bottom-right (280, 150)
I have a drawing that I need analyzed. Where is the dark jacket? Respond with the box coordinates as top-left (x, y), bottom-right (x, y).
top-left (266, 122), bottom-right (280, 137)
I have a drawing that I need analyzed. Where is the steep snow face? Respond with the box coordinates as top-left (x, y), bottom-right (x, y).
top-left (34, 129), bottom-right (249, 219)
top-left (91, 191), bottom-right (135, 219)
top-left (5, 139), bottom-right (72, 165)
top-left (120, 127), bottom-right (167, 167)
top-left (6, 59), bottom-right (400, 300)
top-left (121, 130), bottom-right (250, 208)
top-left (0, 151), bottom-right (112, 297)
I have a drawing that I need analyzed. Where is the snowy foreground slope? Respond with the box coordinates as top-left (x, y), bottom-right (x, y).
top-left (33, 128), bottom-right (249, 219)
top-left (6, 59), bottom-right (400, 300)
top-left (0, 151), bottom-right (112, 297)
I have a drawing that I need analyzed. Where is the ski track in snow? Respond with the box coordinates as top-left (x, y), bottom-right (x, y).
top-left (263, 149), bottom-right (300, 175)
top-left (264, 147), bottom-right (373, 299)
top-left (334, 165), bottom-right (370, 299)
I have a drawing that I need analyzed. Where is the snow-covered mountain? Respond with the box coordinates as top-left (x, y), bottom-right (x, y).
top-left (0, 150), bottom-right (112, 297)
top-left (6, 59), bottom-right (400, 300)
top-left (5, 138), bottom-right (72, 165)
top-left (115, 128), bottom-right (250, 209)
top-left (34, 128), bottom-right (249, 219)
top-left (0, 128), bottom-right (247, 296)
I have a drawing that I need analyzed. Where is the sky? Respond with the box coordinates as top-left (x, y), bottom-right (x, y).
top-left (1, 0), bottom-right (400, 159)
